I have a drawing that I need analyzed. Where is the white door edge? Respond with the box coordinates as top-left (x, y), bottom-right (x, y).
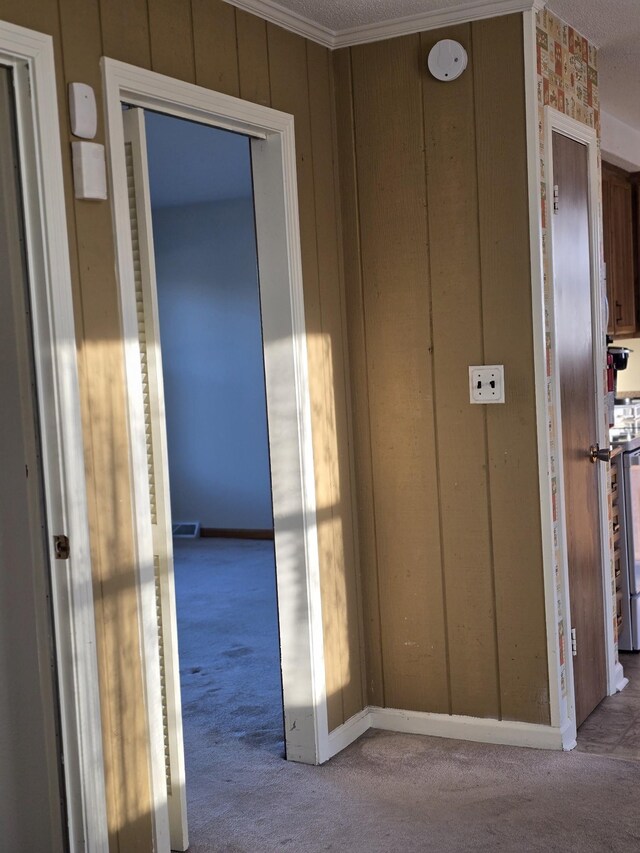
top-left (102, 57), bottom-right (330, 848)
top-left (0, 20), bottom-right (108, 853)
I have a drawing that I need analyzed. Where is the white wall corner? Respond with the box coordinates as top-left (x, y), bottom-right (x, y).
top-left (601, 110), bottom-right (640, 172)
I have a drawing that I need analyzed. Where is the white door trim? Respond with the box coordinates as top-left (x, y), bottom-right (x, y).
top-left (101, 58), bottom-right (329, 849)
top-left (0, 20), bottom-right (108, 852)
top-left (542, 105), bottom-right (615, 744)
top-left (522, 11), bottom-right (566, 739)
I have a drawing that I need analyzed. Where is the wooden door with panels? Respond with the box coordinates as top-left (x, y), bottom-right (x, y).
top-left (123, 107), bottom-right (189, 852)
top-left (552, 131), bottom-right (607, 728)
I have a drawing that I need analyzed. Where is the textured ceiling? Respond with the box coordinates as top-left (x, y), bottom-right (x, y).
top-left (261, 0), bottom-right (489, 30)
top-left (251, 0), bottom-right (640, 130)
top-left (548, 0), bottom-right (640, 129)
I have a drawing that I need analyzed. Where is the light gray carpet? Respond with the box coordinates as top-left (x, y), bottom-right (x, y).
top-left (175, 540), bottom-right (640, 853)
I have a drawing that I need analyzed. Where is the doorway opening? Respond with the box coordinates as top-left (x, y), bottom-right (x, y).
top-left (132, 105), bottom-right (286, 845)
top-left (103, 58), bottom-right (331, 852)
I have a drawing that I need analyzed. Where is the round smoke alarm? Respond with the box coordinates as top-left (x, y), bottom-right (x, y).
top-left (427, 39), bottom-right (468, 81)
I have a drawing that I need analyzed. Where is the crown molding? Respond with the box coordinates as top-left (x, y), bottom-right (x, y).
top-left (225, 0), bottom-right (336, 47)
top-left (224, 0), bottom-right (546, 49)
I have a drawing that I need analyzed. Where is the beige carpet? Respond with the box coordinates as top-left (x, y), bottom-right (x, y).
top-left (175, 540), bottom-right (640, 852)
top-left (184, 727), bottom-right (640, 852)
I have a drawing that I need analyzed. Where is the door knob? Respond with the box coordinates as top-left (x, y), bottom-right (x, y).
top-left (589, 444), bottom-right (611, 463)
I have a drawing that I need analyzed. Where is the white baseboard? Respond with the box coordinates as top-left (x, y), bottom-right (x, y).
top-left (324, 708), bottom-right (371, 761)
top-left (369, 706), bottom-right (564, 750)
top-left (614, 660), bottom-right (629, 694)
top-left (560, 718), bottom-right (577, 751)
top-left (324, 705), bottom-right (566, 761)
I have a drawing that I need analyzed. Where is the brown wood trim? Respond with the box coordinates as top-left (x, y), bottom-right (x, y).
top-left (603, 160), bottom-right (632, 182)
top-left (200, 527), bottom-right (274, 541)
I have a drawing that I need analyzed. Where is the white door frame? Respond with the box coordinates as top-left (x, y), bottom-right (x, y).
top-left (0, 20), bottom-right (108, 853)
top-left (102, 58), bottom-right (329, 849)
top-left (529, 98), bottom-right (620, 749)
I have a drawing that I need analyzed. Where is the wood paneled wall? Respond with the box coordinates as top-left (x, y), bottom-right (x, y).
top-left (0, 1), bottom-right (363, 849)
top-left (334, 14), bottom-right (550, 724)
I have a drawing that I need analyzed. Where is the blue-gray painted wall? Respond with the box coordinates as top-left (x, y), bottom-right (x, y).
top-left (151, 197), bottom-right (274, 530)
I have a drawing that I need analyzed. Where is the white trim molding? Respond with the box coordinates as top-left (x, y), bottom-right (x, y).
top-left (102, 58), bottom-right (331, 849)
top-left (522, 10), bottom-right (565, 736)
top-left (0, 19), bottom-right (108, 853)
top-left (326, 706), bottom-right (570, 758)
top-left (224, 0), bottom-right (546, 49)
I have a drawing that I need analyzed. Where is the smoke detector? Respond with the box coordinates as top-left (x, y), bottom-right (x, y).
top-left (427, 39), bottom-right (468, 81)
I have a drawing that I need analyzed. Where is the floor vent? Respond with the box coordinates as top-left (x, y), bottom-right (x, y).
top-left (172, 521), bottom-right (200, 538)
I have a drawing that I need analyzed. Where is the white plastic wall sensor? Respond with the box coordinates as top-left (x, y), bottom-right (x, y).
top-left (69, 82), bottom-right (97, 139)
top-left (72, 141), bottom-right (107, 200)
top-left (428, 39), bottom-right (468, 82)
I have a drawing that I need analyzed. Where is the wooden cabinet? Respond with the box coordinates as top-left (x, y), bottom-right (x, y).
top-left (603, 163), bottom-right (636, 336)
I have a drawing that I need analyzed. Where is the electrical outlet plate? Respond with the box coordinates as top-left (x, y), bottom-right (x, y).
top-left (469, 365), bottom-right (505, 404)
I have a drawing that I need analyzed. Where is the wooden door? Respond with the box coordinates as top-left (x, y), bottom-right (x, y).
top-left (123, 107), bottom-right (189, 851)
top-left (0, 66), bottom-right (66, 851)
top-left (552, 131), bottom-right (607, 727)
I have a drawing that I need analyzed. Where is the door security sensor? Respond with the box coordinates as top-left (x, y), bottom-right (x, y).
top-left (69, 82), bottom-right (98, 139)
top-left (428, 39), bottom-right (468, 81)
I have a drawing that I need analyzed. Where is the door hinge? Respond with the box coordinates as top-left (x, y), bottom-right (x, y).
top-left (571, 627), bottom-right (577, 657)
top-left (553, 184), bottom-right (560, 214)
top-left (53, 534), bottom-right (70, 560)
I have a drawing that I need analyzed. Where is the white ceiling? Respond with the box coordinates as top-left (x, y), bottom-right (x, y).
top-left (251, 0), bottom-right (486, 30)
top-left (144, 110), bottom-right (253, 208)
top-left (237, 0), bottom-right (640, 132)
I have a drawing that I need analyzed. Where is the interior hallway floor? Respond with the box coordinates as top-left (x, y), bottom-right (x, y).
top-left (175, 539), bottom-right (640, 853)
top-left (575, 652), bottom-right (640, 759)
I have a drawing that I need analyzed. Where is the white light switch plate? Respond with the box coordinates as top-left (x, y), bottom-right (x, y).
top-left (469, 365), bottom-right (505, 404)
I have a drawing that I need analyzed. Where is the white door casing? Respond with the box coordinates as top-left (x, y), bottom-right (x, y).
top-left (102, 58), bottom-right (331, 851)
top-left (0, 20), bottom-right (108, 852)
top-left (123, 106), bottom-right (189, 851)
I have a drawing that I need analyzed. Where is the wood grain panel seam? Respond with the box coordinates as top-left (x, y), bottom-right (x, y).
top-left (95, 0), bottom-right (105, 56)
top-left (145, 0), bottom-right (152, 65)
top-left (328, 52), bottom-right (367, 709)
top-left (188, 0), bottom-right (198, 86)
top-left (419, 35), bottom-right (452, 715)
top-left (186, 0), bottom-right (196, 81)
top-left (146, 0), bottom-right (156, 71)
top-left (263, 14), bottom-right (273, 106)
top-left (232, 7), bottom-right (242, 95)
top-left (348, 45), bottom-right (386, 707)
top-left (304, 38), bottom-right (346, 724)
top-left (470, 20), bottom-right (503, 721)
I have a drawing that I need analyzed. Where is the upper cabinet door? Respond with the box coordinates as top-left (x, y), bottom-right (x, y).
top-left (603, 164), bottom-right (636, 337)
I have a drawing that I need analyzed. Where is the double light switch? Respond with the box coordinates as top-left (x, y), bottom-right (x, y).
top-left (469, 365), bottom-right (505, 404)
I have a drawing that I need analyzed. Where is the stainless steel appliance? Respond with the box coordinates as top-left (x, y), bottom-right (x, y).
top-left (618, 446), bottom-right (640, 650)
